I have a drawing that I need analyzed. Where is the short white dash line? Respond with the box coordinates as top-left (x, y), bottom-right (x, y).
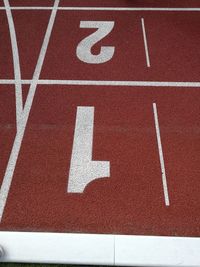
top-left (4, 0), bottom-right (23, 132)
top-left (0, 0), bottom-right (60, 222)
top-left (153, 103), bottom-right (170, 206)
top-left (141, 18), bottom-right (150, 68)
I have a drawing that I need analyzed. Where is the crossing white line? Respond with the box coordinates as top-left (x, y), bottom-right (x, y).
top-left (1, 79), bottom-right (200, 87)
top-left (1, 7), bottom-right (200, 11)
top-left (153, 103), bottom-right (170, 206)
top-left (4, 0), bottom-right (23, 132)
top-left (141, 18), bottom-right (150, 68)
top-left (0, 0), bottom-right (60, 222)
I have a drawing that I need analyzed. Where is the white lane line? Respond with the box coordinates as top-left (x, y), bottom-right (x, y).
top-left (4, 0), bottom-right (23, 132)
top-left (141, 18), bottom-right (150, 68)
top-left (153, 103), bottom-right (170, 206)
top-left (1, 79), bottom-right (200, 87)
top-left (1, 7), bottom-right (200, 11)
top-left (0, 0), bottom-right (60, 222)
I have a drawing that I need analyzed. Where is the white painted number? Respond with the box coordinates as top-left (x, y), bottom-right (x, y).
top-left (76, 21), bottom-right (115, 64)
top-left (67, 106), bottom-right (110, 193)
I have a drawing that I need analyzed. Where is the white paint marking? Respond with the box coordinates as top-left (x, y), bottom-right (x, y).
top-left (4, 0), bottom-right (23, 131)
top-left (76, 21), bottom-right (115, 64)
top-left (1, 7), bottom-right (200, 11)
top-left (1, 79), bottom-right (200, 87)
top-left (153, 103), bottom-right (169, 206)
top-left (67, 107), bottom-right (110, 193)
top-left (141, 18), bottom-right (150, 68)
top-left (0, 0), bottom-right (60, 222)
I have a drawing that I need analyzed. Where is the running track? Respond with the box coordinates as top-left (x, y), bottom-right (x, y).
top-left (1, 0), bottom-right (200, 265)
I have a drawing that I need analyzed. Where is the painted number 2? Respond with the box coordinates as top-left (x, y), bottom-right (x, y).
top-left (76, 21), bottom-right (115, 64)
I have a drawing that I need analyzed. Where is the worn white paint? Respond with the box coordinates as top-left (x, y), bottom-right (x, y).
top-left (0, 0), bottom-right (60, 222)
top-left (153, 103), bottom-right (170, 206)
top-left (1, 7), bottom-right (200, 11)
top-left (141, 18), bottom-right (150, 68)
top-left (68, 107), bottom-right (110, 193)
top-left (1, 79), bottom-right (200, 87)
top-left (4, 0), bottom-right (23, 131)
top-left (76, 21), bottom-right (115, 64)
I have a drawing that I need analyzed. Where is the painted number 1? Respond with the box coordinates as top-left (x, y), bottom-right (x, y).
top-left (67, 107), bottom-right (110, 193)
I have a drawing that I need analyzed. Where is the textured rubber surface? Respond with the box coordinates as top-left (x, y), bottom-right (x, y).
top-left (1, 0), bottom-right (200, 238)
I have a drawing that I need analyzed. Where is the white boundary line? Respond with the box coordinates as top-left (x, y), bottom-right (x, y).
top-left (0, 0), bottom-right (60, 222)
top-left (153, 103), bottom-right (170, 206)
top-left (1, 79), bottom-right (200, 87)
top-left (141, 18), bottom-right (151, 68)
top-left (0, 231), bottom-right (200, 266)
top-left (4, 0), bottom-right (23, 132)
top-left (1, 7), bottom-right (200, 11)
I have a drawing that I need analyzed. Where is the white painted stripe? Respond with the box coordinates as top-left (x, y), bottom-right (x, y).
top-left (0, 0), bottom-right (60, 222)
top-left (1, 232), bottom-right (200, 266)
top-left (153, 103), bottom-right (169, 206)
top-left (0, 79), bottom-right (17, 84)
top-left (141, 18), bottom-right (150, 68)
top-left (1, 7), bottom-right (200, 11)
top-left (67, 107), bottom-right (110, 193)
top-left (1, 79), bottom-right (200, 87)
top-left (4, 0), bottom-right (23, 132)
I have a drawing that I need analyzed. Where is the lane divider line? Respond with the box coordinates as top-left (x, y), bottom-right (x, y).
top-left (153, 103), bottom-right (170, 206)
top-left (1, 79), bottom-right (200, 87)
top-left (0, 0), bottom-right (60, 222)
top-left (1, 7), bottom-right (200, 11)
top-left (141, 18), bottom-right (151, 68)
top-left (4, 0), bottom-right (23, 132)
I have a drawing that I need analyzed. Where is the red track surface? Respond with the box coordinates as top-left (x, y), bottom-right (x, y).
top-left (1, 0), bottom-right (200, 237)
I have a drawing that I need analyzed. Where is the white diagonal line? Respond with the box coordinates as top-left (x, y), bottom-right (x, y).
top-left (153, 103), bottom-right (170, 206)
top-left (4, 0), bottom-right (23, 132)
top-left (0, 0), bottom-right (60, 222)
top-left (141, 18), bottom-right (150, 68)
